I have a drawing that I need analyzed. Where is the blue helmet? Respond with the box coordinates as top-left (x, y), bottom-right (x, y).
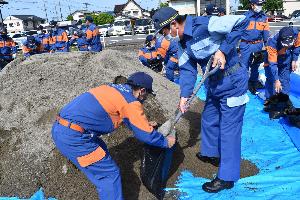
top-left (205, 4), bottom-right (218, 15)
top-left (85, 16), bottom-right (93, 23)
top-left (249, 0), bottom-right (266, 5)
top-left (152, 7), bottom-right (178, 35)
top-left (279, 27), bottom-right (295, 47)
top-left (127, 72), bottom-right (154, 94)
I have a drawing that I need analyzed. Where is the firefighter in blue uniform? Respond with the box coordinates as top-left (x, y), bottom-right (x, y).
top-left (85, 16), bottom-right (102, 52)
top-left (49, 21), bottom-right (69, 52)
top-left (22, 36), bottom-right (44, 58)
top-left (0, 26), bottom-right (17, 70)
top-left (138, 35), bottom-right (162, 68)
top-left (240, 0), bottom-right (270, 94)
top-left (264, 27), bottom-right (300, 103)
top-left (153, 7), bottom-right (249, 193)
top-left (69, 30), bottom-right (89, 51)
top-left (155, 30), bottom-right (179, 82)
top-left (36, 25), bottom-right (51, 53)
top-left (51, 72), bottom-right (176, 200)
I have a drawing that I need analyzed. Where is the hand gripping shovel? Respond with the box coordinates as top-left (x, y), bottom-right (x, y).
top-left (158, 56), bottom-right (221, 137)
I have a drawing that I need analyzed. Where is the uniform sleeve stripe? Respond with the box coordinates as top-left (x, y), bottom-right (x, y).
top-left (89, 85), bottom-right (128, 129)
top-left (125, 101), bottom-right (153, 133)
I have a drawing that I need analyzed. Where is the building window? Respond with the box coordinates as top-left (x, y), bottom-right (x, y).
top-left (16, 22), bottom-right (20, 26)
top-left (23, 21), bottom-right (28, 26)
top-left (9, 23), bottom-right (13, 27)
top-left (133, 11), bottom-right (139, 16)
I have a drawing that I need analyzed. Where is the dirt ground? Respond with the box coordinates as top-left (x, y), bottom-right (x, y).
top-left (0, 45), bottom-right (259, 200)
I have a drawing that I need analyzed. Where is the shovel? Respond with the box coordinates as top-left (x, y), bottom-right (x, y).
top-left (158, 56), bottom-right (221, 137)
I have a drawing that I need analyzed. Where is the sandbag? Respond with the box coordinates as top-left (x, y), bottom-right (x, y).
top-left (264, 93), bottom-right (293, 119)
top-left (140, 144), bottom-right (175, 200)
top-left (286, 108), bottom-right (300, 129)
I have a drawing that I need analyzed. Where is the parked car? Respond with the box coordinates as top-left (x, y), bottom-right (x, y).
top-left (291, 10), bottom-right (300, 18)
top-left (268, 15), bottom-right (285, 22)
top-left (134, 18), bottom-right (153, 34)
top-left (291, 10), bottom-right (300, 21)
top-left (11, 33), bottom-right (27, 50)
top-left (107, 19), bottom-right (132, 36)
top-left (98, 24), bottom-right (111, 37)
top-left (25, 30), bottom-right (38, 36)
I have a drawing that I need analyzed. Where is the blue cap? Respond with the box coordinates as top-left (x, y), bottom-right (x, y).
top-left (27, 36), bottom-right (35, 43)
top-left (85, 16), bottom-right (93, 22)
top-left (152, 7), bottom-right (178, 35)
top-left (205, 4), bottom-right (218, 15)
top-left (279, 27), bottom-right (295, 46)
top-left (146, 35), bottom-right (154, 42)
top-left (249, 0), bottom-right (266, 5)
top-left (218, 7), bottom-right (226, 14)
top-left (127, 72), bottom-right (154, 93)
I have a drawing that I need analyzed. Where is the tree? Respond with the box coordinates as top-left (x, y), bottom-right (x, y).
top-left (89, 13), bottom-right (114, 25)
top-left (67, 15), bottom-right (73, 21)
top-left (160, 2), bottom-right (168, 8)
top-left (239, 0), bottom-right (283, 12)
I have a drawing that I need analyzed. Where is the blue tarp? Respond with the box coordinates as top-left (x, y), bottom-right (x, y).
top-left (0, 189), bottom-right (56, 200)
top-left (166, 73), bottom-right (300, 200)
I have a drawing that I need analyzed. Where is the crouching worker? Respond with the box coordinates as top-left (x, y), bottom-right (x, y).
top-left (69, 30), bottom-right (89, 51)
top-left (264, 26), bottom-right (300, 110)
top-left (138, 35), bottom-right (163, 71)
top-left (22, 36), bottom-right (43, 58)
top-left (51, 72), bottom-right (176, 200)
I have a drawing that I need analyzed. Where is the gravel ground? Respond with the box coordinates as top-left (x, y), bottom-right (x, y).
top-left (0, 46), bottom-right (258, 200)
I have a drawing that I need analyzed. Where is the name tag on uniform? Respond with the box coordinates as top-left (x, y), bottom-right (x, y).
top-left (227, 93), bottom-right (249, 108)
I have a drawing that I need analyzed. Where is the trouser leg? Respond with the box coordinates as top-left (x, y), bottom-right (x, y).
top-left (201, 96), bottom-right (221, 157)
top-left (217, 98), bottom-right (246, 181)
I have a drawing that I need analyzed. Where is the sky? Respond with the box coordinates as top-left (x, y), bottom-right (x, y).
top-left (0, 0), bottom-right (240, 21)
top-left (1, 0), bottom-right (161, 21)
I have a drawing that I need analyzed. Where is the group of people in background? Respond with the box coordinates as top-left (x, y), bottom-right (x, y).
top-left (138, 0), bottom-right (300, 113)
top-left (0, 15), bottom-right (102, 69)
top-left (22, 16), bottom-right (102, 58)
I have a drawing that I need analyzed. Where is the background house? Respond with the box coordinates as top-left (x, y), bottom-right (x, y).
top-left (3, 15), bottom-right (45, 33)
top-left (71, 10), bottom-right (92, 21)
top-left (114, 0), bottom-right (147, 18)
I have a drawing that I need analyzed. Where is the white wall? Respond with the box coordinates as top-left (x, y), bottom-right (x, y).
top-left (73, 12), bottom-right (85, 21)
top-left (3, 16), bottom-right (24, 33)
top-left (283, 0), bottom-right (300, 16)
top-left (169, 0), bottom-right (196, 15)
top-left (123, 1), bottom-right (143, 18)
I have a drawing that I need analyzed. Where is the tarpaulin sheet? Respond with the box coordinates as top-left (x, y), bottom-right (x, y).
top-left (0, 189), bottom-right (56, 200)
top-left (166, 74), bottom-right (300, 200)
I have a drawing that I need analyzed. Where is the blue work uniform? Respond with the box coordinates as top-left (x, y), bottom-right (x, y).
top-left (0, 35), bottom-right (17, 61)
top-left (155, 36), bottom-right (179, 81)
top-left (240, 10), bottom-right (270, 82)
top-left (264, 29), bottom-right (300, 98)
top-left (51, 84), bottom-right (168, 200)
top-left (138, 46), bottom-right (160, 67)
top-left (51, 28), bottom-right (69, 52)
top-left (69, 35), bottom-right (89, 51)
top-left (35, 33), bottom-right (51, 52)
top-left (85, 23), bottom-right (102, 52)
top-left (22, 40), bottom-right (43, 58)
top-left (179, 15), bottom-right (249, 181)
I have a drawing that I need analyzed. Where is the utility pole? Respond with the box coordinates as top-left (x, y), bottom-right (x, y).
top-left (43, 0), bottom-right (48, 22)
top-left (55, 4), bottom-right (59, 21)
top-left (0, 0), bottom-right (8, 26)
top-left (83, 3), bottom-right (90, 10)
top-left (58, 0), bottom-right (63, 21)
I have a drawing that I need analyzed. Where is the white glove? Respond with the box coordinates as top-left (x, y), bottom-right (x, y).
top-left (88, 46), bottom-right (92, 51)
top-left (12, 54), bottom-right (17, 59)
